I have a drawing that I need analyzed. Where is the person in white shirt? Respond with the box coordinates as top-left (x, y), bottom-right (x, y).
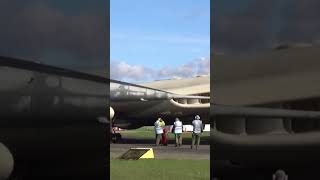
top-left (172, 118), bottom-right (183, 147)
top-left (191, 115), bottom-right (204, 149)
top-left (154, 118), bottom-right (163, 146)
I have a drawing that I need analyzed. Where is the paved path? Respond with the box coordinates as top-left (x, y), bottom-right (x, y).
top-left (110, 140), bottom-right (209, 160)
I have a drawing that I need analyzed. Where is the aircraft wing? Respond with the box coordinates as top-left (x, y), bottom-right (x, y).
top-left (213, 46), bottom-right (320, 106)
top-left (141, 75), bottom-right (209, 96)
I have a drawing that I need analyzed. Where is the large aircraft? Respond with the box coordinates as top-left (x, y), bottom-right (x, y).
top-left (110, 76), bottom-right (210, 130)
top-left (211, 45), bottom-right (320, 178)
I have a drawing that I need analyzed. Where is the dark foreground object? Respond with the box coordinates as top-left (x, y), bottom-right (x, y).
top-left (4, 125), bottom-right (108, 179)
top-left (0, 56), bottom-right (109, 179)
top-left (212, 161), bottom-right (320, 180)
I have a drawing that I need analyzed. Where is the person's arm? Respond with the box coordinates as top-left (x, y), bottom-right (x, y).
top-left (201, 121), bottom-right (204, 133)
top-left (192, 121), bottom-right (195, 132)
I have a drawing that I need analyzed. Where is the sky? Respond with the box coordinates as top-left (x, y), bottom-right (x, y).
top-left (214, 0), bottom-right (320, 55)
top-left (110, 0), bottom-right (210, 83)
top-left (1, 1), bottom-right (319, 81)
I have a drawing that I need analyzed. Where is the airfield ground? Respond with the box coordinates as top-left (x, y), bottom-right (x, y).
top-left (117, 126), bottom-right (210, 141)
top-left (110, 126), bottom-right (210, 180)
top-left (111, 159), bottom-right (209, 180)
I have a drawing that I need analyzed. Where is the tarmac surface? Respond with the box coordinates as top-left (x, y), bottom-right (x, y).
top-left (110, 138), bottom-right (210, 160)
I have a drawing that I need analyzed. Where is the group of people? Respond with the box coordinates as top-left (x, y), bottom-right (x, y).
top-left (154, 115), bottom-right (204, 149)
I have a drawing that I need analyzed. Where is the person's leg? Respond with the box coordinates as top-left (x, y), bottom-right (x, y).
top-left (175, 134), bottom-right (178, 147)
top-left (156, 134), bottom-right (161, 146)
top-left (191, 133), bottom-right (195, 149)
top-left (179, 134), bottom-right (182, 146)
top-left (155, 134), bottom-right (158, 146)
top-left (196, 134), bottom-right (200, 149)
top-left (163, 130), bottom-right (167, 145)
top-left (161, 133), bottom-right (164, 145)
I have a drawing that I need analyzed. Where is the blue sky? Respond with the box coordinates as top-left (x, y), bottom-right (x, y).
top-left (110, 0), bottom-right (210, 82)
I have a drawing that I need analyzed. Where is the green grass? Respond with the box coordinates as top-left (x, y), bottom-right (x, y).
top-left (120, 126), bottom-right (210, 141)
top-left (110, 159), bottom-right (210, 180)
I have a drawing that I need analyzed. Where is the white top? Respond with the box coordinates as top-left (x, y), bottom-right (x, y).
top-left (154, 120), bottom-right (163, 134)
top-left (192, 119), bottom-right (203, 134)
top-left (174, 120), bottom-right (183, 134)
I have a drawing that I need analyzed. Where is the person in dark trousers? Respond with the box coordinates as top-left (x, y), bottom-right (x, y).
top-left (191, 115), bottom-right (204, 150)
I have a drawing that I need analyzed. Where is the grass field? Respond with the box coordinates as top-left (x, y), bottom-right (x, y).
top-left (111, 126), bottom-right (210, 179)
top-left (119, 126), bottom-right (210, 141)
top-left (110, 159), bottom-right (210, 180)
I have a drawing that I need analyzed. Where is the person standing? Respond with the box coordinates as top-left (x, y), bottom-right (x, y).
top-left (173, 118), bottom-right (183, 147)
top-left (154, 118), bottom-right (163, 146)
top-left (191, 115), bottom-right (204, 150)
top-left (160, 119), bottom-right (168, 146)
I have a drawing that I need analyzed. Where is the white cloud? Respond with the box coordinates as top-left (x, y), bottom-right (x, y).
top-left (197, 57), bottom-right (210, 75)
top-left (111, 57), bottom-right (210, 82)
top-left (110, 61), bottom-right (156, 81)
